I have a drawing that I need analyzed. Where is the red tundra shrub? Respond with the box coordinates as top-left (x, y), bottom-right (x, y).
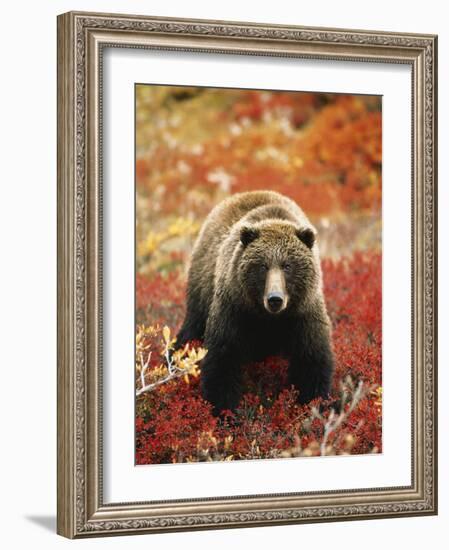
top-left (136, 377), bottom-right (217, 464)
top-left (136, 270), bottom-right (186, 328)
top-left (135, 251), bottom-right (382, 463)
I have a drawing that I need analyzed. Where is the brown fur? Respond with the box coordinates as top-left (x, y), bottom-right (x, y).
top-left (177, 190), bottom-right (334, 415)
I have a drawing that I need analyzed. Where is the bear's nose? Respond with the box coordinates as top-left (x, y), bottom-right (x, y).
top-left (267, 292), bottom-right (284, 312)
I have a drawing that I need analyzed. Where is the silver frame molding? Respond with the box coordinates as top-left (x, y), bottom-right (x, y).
top-left (57, 11), bottom-right (438, 538)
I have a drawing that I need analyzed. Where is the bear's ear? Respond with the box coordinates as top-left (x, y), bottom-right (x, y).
top-left (296, 227), bottom-right (315, 249)
top-left (240, 226), bottom-right (260, 247)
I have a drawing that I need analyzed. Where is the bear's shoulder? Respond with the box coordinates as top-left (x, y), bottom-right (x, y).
top-left (214, 190), bottom-right (310, 230)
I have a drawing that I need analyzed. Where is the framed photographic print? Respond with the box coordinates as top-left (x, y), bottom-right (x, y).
top-left (57, 11), bottom-right (438, 538)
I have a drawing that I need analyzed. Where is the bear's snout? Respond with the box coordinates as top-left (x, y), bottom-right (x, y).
top-left (264, 267), bottom-right (288, 314)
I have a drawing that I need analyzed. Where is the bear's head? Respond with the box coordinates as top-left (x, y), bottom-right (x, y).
top-left (237, 220), bottom-right (319, 315)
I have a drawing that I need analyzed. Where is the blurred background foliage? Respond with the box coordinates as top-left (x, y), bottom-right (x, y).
top-left (136, 85), bottom-right (382, 279)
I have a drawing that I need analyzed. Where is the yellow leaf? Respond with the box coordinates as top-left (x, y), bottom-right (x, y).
top-left (162, 326), bottom-right (171, 344)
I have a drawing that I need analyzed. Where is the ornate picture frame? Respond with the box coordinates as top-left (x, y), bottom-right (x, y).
top-left (57, 11), bottom-right (437, 538)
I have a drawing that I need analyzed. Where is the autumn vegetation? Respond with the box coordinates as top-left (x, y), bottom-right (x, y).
top-left (135, 86), bottom-right (382, 464)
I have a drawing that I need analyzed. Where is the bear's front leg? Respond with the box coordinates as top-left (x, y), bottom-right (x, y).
top-left (201, 348), bottom-right (242, 416)
top-left (175, 293), bottom-right (208, 350)
top-left (288, 313), bottom-right (334, 404)
top-left (201, 300), bottom-right (245, 416)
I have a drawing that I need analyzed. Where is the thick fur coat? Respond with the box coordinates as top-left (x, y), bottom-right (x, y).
top-left (177, 190), bottom-right (334, 414)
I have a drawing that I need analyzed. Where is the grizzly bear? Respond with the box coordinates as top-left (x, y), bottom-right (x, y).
top-left (176, 190), bottom-right (334, 415)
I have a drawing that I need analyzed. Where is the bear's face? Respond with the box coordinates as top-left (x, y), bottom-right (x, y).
top-left (237, 221), bottom-right (318, 315)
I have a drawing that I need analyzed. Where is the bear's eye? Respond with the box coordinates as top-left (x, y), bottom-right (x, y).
top-left (259, 264), bottom-right (269, 272)
top-left (283, 263), bottom-right (292, 272)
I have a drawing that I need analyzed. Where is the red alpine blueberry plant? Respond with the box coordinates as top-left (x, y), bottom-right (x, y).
top-left (135, 86), bottom-right (382, 464)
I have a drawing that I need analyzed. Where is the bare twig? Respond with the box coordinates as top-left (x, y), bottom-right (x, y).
top-left (135, 325), bottom-right (206, 397)
top-left (320, 380), bottom-right (365, 456)
top-left (139, 351), bottom-right (152, 389)
top-left (136, 368), bottom-right (191, 396)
